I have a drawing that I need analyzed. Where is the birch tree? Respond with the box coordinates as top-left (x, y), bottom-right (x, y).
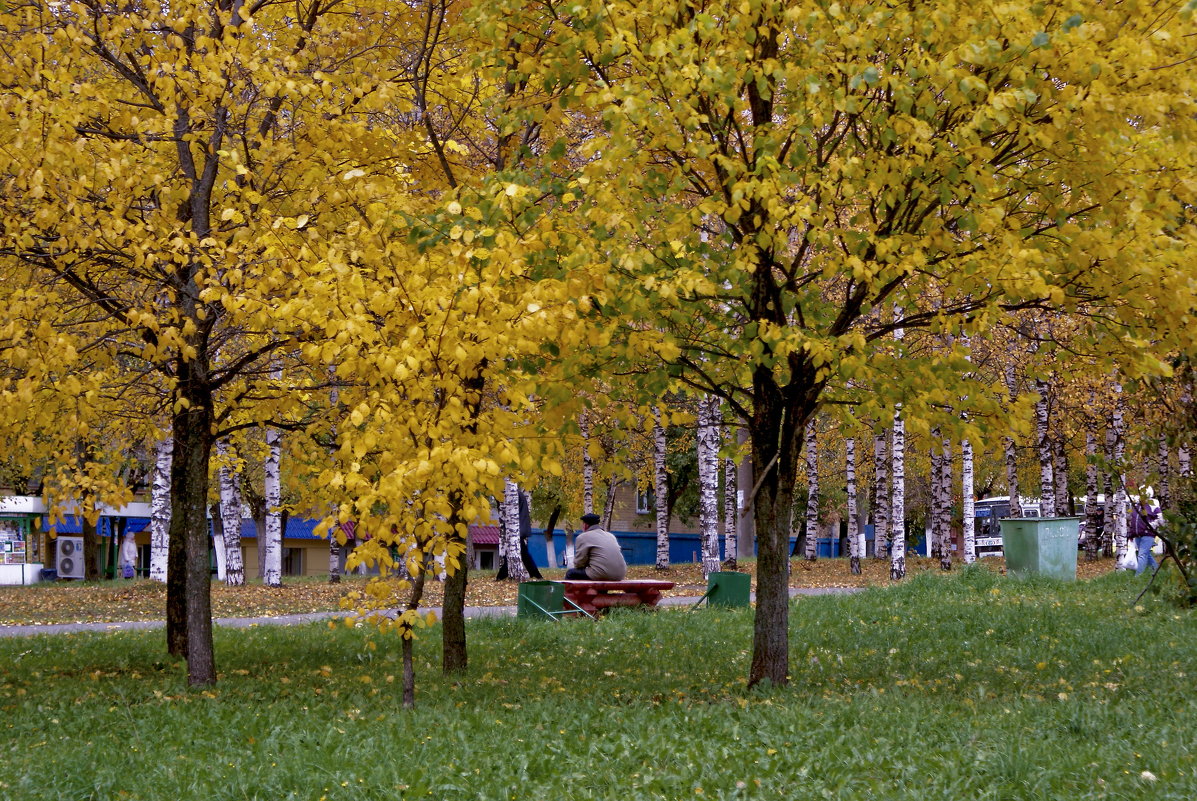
top-left (803, 418), bottom-right (819, 562)
top-left (1083, 397), bottom-right (1103, 561)
top-left (873, 432), bottom-right (889, 560)
top-left (1036, 379), bottom-right (1057, 517)
top-left (653, 407), bottom-right (670, 570)
top-left (148, 436), bottom-right (171, 583)
top-left (696, 395), bottom-right (722, 576)
top-left (723, 452), bottom-right (738, 570)
top-left (263, 423), bottom-right (283, 589)
top-left (1004, 363), bottom-right (1022, 517)
top-left (215, 440), bottom-right (245, 587)
top-left (501, 479), bottom-right (528, 582)
top-left (847, 437), bottom-right (862, 575)
top-left (1111, 384), bottom-right (1133, 570)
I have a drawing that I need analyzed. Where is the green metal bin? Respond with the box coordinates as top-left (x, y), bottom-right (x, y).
top-left (694, 571), bottom-right (752, 609)
top-left (516, 580), bottom-right (564, 619)
top-left (998, 517), bottom-right (1081, 580)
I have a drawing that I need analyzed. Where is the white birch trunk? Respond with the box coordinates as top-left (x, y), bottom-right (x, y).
top-left (148, 436), bottom-right (172, 583)
top-left (1035, 379), bottom-right (1056, 518)
top-left (847, 437), bottom-right (861, 574)
top-left (1053, 436), bottom-right (1070, 516)
top-left (1004, 363), bottom-right (1022, 518)
top-left (216, 440), bottom-right (245, 586)
top-left (1157, 439), bottom-right (1170, 512)
top-left (940, 437), bottom-right (952, 570)
top-left (263, 420), bottom-right (283, 587)
top-left (890, 407), bottom-right (906, 580)
top-left (212, 506), bottom-right (227, 582)
top-left (803, 417), bottom-right (819, 562)
top-left (1182, 383), bottom-right (1193, 478)
top-left (564, 523), bottom-right (576, 568)
top-left (580, 411), bottom-right (594, 515)
top-left (602, 481), bottom-right (618, 531)
top-left (961, 435), bottom-right (975, 564)
top-left (502, 479), bottom-right (527, 582)
top-left (653, 407), bottom-right (670, 570)
top-left (723, 454), bottom-right (737, 569)
top-left (1112, 384), bottom-right (1135, 570)
top-left (929, 432), bottom-right (943, 560)
top-left (1084, 413), bottom-right (1102, 561)
top-left (1103, 420), bottom-right (1118, 557)
top-left (696, 395), bottom-right (722, 576)
top-left (873, 432), bottom-right (889, 559)
top-left (328, 377), bottom-right (343, 583)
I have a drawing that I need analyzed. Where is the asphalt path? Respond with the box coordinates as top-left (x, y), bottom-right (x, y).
top-left (0, 586), bottom-right (861, 638)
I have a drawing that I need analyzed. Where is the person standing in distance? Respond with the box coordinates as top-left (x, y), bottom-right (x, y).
top-left (564, 513), bottom-right (627, 580)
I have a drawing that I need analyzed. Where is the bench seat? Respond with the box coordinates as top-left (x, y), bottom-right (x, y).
top-left (557, 579), bottom-right (675, 617)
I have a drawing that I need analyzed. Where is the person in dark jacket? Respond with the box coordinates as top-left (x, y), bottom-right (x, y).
top-left (1129, 491), bottom-right (1161, 575)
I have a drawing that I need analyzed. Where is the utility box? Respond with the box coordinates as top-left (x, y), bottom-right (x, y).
top-left (516, 580), bottom-right (564, 619)
top-left (703, 571), bottom-right (751, 607)
top-left (998, 517), bottom-right (1081, 580)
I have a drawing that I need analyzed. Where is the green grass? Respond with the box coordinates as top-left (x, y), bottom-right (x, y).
top-left (2, 568), bottom-right (1194, 800)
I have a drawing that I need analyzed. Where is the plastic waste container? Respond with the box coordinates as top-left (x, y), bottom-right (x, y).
top-left (516, 580), bottom-right (564, 619)
top-left (998, 517), bottom-right (1081, 580)
top-left (703, 571), bottom-right (751, 607)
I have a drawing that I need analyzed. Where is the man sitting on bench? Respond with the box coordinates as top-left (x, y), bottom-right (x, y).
top-left (565, 513), bottom-right (626, 581)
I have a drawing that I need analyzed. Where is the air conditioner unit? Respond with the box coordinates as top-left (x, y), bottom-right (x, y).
top-left (56, 536), bottom-right (85, 579)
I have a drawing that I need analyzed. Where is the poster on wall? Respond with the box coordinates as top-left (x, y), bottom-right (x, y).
top-left (0, 520), bottom-right (26, 564)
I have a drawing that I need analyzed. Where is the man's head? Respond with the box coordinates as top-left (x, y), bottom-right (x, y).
top-left (580, 513), bottom-right (601, 530)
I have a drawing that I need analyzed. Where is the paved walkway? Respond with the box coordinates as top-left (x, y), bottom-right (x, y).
top-left (0, 587), bottom-right (860, 638)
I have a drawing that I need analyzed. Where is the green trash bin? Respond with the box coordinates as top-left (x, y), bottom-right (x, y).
top-left (698, 571), bottom-right (751, 608)
top-left (516, 580), bottom-right (564, 619)
top-left (998, 517), bottom-right (1081, 580)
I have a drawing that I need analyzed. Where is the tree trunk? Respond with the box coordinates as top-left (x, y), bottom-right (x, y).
top-left (1036, 379), bottom-right (1056, 517)
top-left (501, 479), bottom-right (528, 582)
top-left (961, 435), bottom-right (975, 564)
top-left (1004, 363), bottom-right (1022, 517)
top-left (873, 432), bottom-right (889, 559)
top-left (1084, 412), bottom-right (1102, 561)
top-left (169, 361), bottom-right (216, 686)
top-left (1111, 383), bottom-right (1134, 570)
top-left (697, 395), bottom-right (722, 576)
top-left (263, 420), bottom-right (283, 587)
top-left (211, 504), bottom-right (227, 583)
top-left (890, 406), bottom-right (906, 581)
top-left (1102, 407), bottom-right (1118, 557)
top-left (939, 436), bottom-right (952, 570)
top-left (929, 431), bottom-right (942, 561)
top-left (441, 504), bottom-right (468, 674)
top-left (746, 385), bottom-right (803, 689)
top-left (847, 437), bottom-right (861, 575)
top-left (216, 440), bottom-right (245, 586)
top-left (149, 436), bottom-right (172, 583)
top-left (580, 410), bottom-right (594, 514)
top-left (723, 453), bottom-right (738, 569)
top-left (653, 407), bottom-right (670, 570)
top-left (1053, 435), bottom-right (1070, 517)
top-left (1157, 439), bottom-right (1170, 512)
top-left (542, 505), bottom-right (561, 571)
top-left (82, 509), bottom-right (101, 582)
top-left (802, 417), bottom-right (819, 562)
top-left (402, 565), bottom-right (429, 709)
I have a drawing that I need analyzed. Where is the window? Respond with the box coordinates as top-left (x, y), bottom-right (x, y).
top-left (636, 487), bottom-right (655, 515)
top-left (282, 547), bottom-right (303, 576)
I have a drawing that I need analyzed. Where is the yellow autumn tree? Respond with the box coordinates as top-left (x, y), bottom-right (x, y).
top-left (473, 0), bottom-right (1197, 686)
top-left (0, 0), bottom-right (452, 685)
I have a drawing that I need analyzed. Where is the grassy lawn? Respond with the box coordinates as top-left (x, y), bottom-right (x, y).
top-left (0, 555), bottom-right (1117, 625)
top-left (1, 567), bottom-right (1190, 800)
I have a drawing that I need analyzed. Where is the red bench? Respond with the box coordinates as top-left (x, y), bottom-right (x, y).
top-left (557, 579), bottom-right (675, 617)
